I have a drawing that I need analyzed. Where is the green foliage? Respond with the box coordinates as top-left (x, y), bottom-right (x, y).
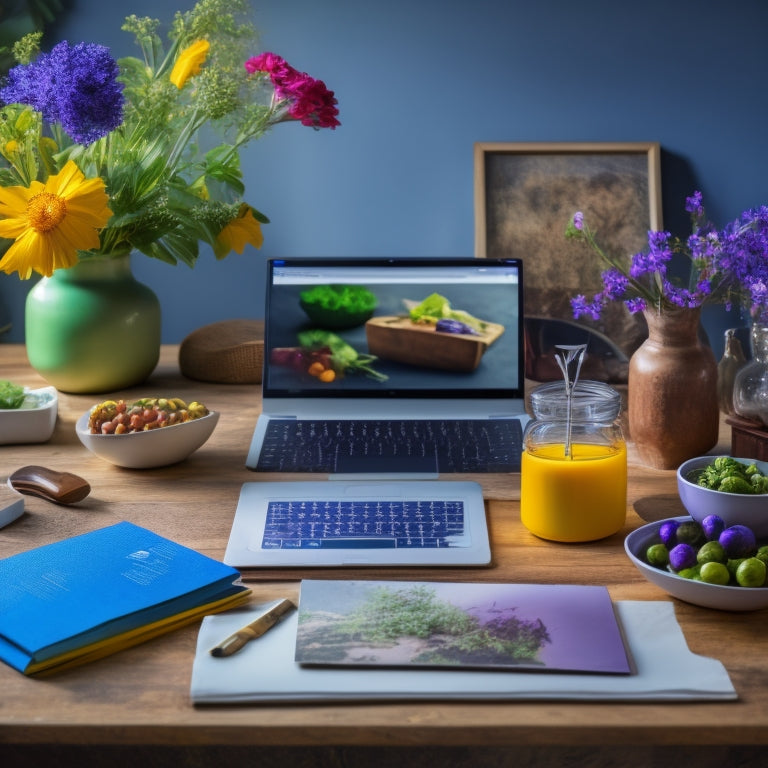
top-left (339, 585), bottom-right (476, 642)
top-left (0, 0), bottom-right (275, 267)
top-left (336, 585), bottom-right (551, 665)
top-left (0, 0), bottom-right (64, 73)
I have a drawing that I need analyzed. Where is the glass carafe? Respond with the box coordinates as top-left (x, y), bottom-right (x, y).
top-left (733, 325), bottom-right (768, 427)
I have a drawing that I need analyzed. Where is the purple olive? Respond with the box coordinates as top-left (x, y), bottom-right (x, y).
top-left (659, 520), bottom-right (680, 547)
top-left (701, 514), bottom-right (725, 541)
top-left (718, 524), bottom-right (758, 559)
top-left (668, 543), bottom-right (697, 571)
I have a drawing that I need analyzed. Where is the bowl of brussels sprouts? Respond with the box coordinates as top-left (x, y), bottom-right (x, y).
top-left (677, 456), bottom-right (768, 539)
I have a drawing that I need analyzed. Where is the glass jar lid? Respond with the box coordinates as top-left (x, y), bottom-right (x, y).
top-left (529, 379), bottom-right (622, 423)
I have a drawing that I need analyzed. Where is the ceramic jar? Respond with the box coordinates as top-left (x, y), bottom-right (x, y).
top-left (25, 252), bottom-right (161, 393)
top-left (628, 307), bottom-right (718, 470)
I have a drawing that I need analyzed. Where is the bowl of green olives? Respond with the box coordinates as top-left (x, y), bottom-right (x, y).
top-left (677, 456), bottom-right (768, 539)
top-left (625, 516), bottom-right (768, 611)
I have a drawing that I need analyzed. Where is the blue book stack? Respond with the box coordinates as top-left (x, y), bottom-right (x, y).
top-left (0, 521), bottom-right (251, 675)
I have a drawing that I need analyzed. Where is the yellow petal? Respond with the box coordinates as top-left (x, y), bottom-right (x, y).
top-left (0, 183), bottom-right (34, 220)
top-left (216, 206), bottom-right (264, 256)
top-left (170, 39), bottom-right (211, 89)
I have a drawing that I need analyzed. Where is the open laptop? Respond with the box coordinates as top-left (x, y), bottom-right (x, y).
top-left (245, 257), bottom-right (527, 478)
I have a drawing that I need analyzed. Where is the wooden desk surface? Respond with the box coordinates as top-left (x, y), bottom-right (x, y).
top-left (1, 345), bottom-right (767, 766)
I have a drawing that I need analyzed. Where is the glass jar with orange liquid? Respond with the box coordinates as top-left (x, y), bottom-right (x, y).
top-left (521, 380), bottom-right (626, 542)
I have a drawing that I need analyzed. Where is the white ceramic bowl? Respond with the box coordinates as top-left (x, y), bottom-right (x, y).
top-left (0, 386), bottom-right (58, 445)
top-left (75, 409), bottom-right (219, 468)
top-left (677, 455), bottom-right (768, 538)
top-left (625, 516), bottom-right (768, 611)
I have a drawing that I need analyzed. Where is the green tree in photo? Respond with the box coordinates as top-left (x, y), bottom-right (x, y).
top-left (338, 585), bottom-right (551, 666)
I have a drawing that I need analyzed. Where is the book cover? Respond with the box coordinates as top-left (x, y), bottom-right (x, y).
top-left (295, 580), bottom-right (631, 674)
top-left (0, 521), bottom-right (250, 675)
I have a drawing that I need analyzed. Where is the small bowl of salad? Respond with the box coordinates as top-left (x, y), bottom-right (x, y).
top-left (0, 380), bottom-right (58, 445)
top-left (299, 284), bottom-right (377, 329)
top-left (677, 455), bottom-right (768, 538)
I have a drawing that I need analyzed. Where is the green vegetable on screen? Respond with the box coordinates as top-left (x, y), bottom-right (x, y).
top-left (299, 284), bottom-right (377, 329)
top-left (300, 284), bottom-right (377, 314)
top-left (0, 380), bottom-right (26, 409)
top-left (297, 329), bottom-right (388, 381)
top-left (409, 293), bottom-right (489, 333)
top-left (691, 456), bottom-right (768, 494)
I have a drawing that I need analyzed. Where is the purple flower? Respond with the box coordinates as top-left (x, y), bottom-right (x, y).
top-left (625, 297), bottom-right (647, 313)
top-left (1, 41), bottom-right (123, 145)
top-left (685, 191), bottom-right (704, 216)
top-left (601, 268), bottom-right (629, 300)
top-left (566, 191), bottom-right (768, 321)
top-left (629, 231), bottom-right (673, 278)
top-left (717, 205), bottom-right (768, 321)
top-left (571, 294), bottom-right (603, 321)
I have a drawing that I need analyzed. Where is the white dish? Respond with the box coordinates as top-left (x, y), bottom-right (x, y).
top-left (677, 456), bottom-right (768, 538)
top-left (0, 386), bottom-right (58, 445)
top-left (1, 485), bottom-right (25, 528)
top-left (625, 516), bottom-right (768, 612)
top-left (75, 409), bottom-right (219, 468)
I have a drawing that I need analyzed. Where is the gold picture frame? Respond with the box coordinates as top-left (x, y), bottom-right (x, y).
top-left (474, 141), bottom-right (662, 382)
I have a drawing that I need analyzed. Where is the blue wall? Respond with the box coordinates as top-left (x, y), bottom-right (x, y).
top-left (2, 0), bottom-right (767, 358)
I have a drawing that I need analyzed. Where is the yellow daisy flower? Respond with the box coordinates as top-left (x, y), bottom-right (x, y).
top-left (215, 204), bottom-right (264, 257)
top-left (0, 160), bottom-right (112, 279)
top-left (170, 39), bottom-right (211, 89)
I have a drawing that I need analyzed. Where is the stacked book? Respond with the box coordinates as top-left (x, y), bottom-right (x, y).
top-left (0, 521), bottom-right (251, 676)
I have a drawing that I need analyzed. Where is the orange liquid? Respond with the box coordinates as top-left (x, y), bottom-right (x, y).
top-left (520, 442), bottom-right (627, 542)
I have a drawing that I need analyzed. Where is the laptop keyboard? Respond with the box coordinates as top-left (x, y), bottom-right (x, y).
top-left (255, 418), bottom-right (522, 473)
top-left (261, 499), bottom-right (466, 549)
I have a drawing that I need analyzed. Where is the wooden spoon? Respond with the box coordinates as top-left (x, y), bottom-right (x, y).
top-left (8, 465), bottom-right (91, 505)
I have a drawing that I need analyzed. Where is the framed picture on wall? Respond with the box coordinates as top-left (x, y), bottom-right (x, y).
top-left (474, 141), bottom-right (662, 383)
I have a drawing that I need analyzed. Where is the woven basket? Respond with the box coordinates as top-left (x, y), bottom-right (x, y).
top-left (179, 319), bottom-right (264, 384)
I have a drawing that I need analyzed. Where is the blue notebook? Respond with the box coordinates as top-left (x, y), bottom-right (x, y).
top-left (0, 521), bottom-right (250, 675)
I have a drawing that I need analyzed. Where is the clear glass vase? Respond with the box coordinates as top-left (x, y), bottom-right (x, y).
top-left (717, 328), bottom-right (747, 415)
top-left (733, 324), bottom-right (768, 427)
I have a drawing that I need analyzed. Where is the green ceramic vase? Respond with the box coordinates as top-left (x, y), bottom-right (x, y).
top-left (25, 253), bottom-right (161, 394)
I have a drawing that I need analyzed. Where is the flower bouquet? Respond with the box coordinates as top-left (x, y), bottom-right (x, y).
top-left (566, 192), bottom-right (768, 324)
top-left (0, 0), bottom-right (339, 279)
top-left (565, 192), bottom-right (768, 469)
top-left (0, 0), bottom-right (339, 393)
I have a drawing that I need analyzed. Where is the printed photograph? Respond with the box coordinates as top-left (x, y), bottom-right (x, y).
top-left (295, 580), bottom-right (632, 674)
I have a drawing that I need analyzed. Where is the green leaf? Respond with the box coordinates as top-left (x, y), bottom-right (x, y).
top-left (0, 379), bottom-right (26, 409)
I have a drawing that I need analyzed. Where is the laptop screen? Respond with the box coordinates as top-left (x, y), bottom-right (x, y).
top-left (261, 258), bottom-right (524, 400)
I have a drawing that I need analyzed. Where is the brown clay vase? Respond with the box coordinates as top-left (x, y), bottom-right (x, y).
top-left (628, 307), bottom-right (719, 470)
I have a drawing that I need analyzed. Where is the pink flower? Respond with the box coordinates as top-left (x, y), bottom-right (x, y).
top-left (245, 52), bottom-right (340, 129)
